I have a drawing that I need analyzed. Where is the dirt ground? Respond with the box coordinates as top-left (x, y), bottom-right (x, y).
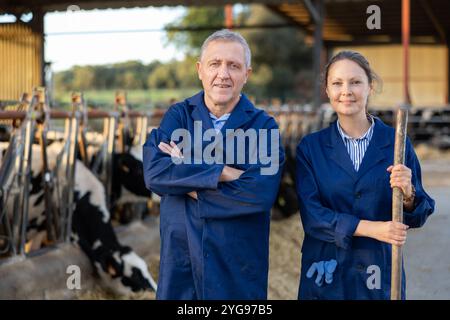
top-left (78, 144), bottom-right (450, 300)
top-left (267, 214), bottom-right (303, 299)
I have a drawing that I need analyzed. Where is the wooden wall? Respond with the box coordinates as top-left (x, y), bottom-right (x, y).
top-left (0, 22), bottom-right (42, 101)
top-left (333, 45), bottom-right (448, 108)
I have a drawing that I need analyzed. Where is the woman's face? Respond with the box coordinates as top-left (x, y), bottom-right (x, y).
top-left (326, 59), bottom-right (372, 118)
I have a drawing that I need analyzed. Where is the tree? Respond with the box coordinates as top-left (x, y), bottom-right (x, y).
top-left (147, 62), bottom-right (178, 89)
top-left (175, 55), bottom-right (201, 88)
top-left (72, 66), bottom-right (95, 91)
top-left (165, 6), bottom-right (224, 57)
top-left (164, 5), bottom-right (313, 102)
top-left (240, 5), bottom-right (313, 101)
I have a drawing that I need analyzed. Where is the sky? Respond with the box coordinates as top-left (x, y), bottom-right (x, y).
top-left (44, 6), bottom-right (187, 72)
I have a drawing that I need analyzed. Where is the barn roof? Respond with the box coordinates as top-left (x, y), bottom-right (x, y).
top-left (268, 0), bottom-right (450, 45)
top-left (2, 0), bottom-right (448, 45)
top-left (0, 0), bottom-right (293, 14)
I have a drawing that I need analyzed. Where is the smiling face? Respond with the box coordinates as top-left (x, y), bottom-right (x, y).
top-left (197, 40), bottom-right (251, 112)
top-left (326, 59), bottom-right (372, 118)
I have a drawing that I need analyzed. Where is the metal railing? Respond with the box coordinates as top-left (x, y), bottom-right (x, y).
top-left (0, 88), bottom-right (162, 259)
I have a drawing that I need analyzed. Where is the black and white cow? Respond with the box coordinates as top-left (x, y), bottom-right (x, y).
top-left (110, 144), bottom-right (161, 223)
top-left (272, 145), bottom-right (299, 220)
top-left (82, 130), bottom-right (160, 224)
top-left (0, 141), bottom-right (157, 295)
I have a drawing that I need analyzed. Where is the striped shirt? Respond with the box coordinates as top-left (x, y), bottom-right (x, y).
top-left (209, 112), bottom-right (231, 133)
top-left (336, 116), bottom-right (375, 172)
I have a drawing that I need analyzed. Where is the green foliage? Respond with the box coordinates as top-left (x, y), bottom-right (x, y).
top-left (147, 62), bottom-right (178, 89)
top-left (165, 6), bottom-right (225, 57)
top-left (241, 6), bottom-right (313, 101)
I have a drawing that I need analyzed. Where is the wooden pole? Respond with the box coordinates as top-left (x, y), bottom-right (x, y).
top-left (391, 0), bottom-right (411, 300)
top-left (391, 106), bottom-right (408, 300)
top-left (402, 0), bottom-right (411, 105)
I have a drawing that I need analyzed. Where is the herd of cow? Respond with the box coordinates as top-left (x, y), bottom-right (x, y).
top-left (0, 91), bottom-right (161, 296)
top-left (1, 90), bottom-right (448, 298)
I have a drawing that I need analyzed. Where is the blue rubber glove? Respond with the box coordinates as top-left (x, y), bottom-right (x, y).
top-left (306, 261), bottom-right (325, 287)
top-left (306, 259), bottom-right (337, 287)
top-left (324, 259), bottom-right (337, 284)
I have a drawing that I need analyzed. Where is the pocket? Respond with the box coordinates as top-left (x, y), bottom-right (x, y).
top-left (348, 248), bottom-right (387, 298)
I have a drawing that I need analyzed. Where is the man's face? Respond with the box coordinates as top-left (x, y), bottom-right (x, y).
top-left (197, 40), bottom-right (251, 111)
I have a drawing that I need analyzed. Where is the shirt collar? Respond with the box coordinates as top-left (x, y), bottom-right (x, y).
top-left (337, 115), bottom-right (375, 142)
top-left (209, 112), bottom-right (231, 122)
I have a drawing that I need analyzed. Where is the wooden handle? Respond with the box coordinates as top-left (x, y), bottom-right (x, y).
top-left (391, 106), bottom-right (408, 300)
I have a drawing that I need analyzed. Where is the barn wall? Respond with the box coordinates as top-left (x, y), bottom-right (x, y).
top-left (0, 22), bottom-right (42, 101)
top-left (333, 45), bottom-right (448, 109)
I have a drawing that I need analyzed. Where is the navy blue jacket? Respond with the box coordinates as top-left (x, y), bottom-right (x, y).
top-left (296, 118), bottom-right (435, 300)
top-left (143, 91), bottom-right (284, 299)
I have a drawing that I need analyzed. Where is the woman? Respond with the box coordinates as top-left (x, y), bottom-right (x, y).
top-left (296, 50), bottom-right (435, 299)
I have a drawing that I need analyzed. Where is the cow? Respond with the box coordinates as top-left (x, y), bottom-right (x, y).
top-left (0, 140), bottom-right (157, 295)
top-left (82, 129), bottom-right (160, 224)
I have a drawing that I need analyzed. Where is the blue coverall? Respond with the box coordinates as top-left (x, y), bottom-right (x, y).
top-left (143, 91), bottom-right (284, 299)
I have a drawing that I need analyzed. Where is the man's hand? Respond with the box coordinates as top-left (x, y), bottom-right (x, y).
top-left (219, 166), bottom-right (244, 182)
top-left (187, 191), bottom-right (198, 200)
top-left (158, 141), bottom-right (183, 159)
top-left (159, 141), bottom-right (198, 200)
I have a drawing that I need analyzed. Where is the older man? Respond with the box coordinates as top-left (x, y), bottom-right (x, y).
top-left (143, 29), bottom-right (284, 300)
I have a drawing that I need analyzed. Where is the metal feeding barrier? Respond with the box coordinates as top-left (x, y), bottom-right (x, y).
top-left (0, 88), bottom-right (161, 260)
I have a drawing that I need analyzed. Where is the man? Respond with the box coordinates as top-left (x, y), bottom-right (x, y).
top-left (143, 29), bottom-right (284, 300)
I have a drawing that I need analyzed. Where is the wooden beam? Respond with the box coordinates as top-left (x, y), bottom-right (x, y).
top-left (266, 4), bottom-right (312, 31)
top-left (312, 0), bottom-right (324, 109)
top-left (302, 0), bottom-right (320, 24)
top-left (419, 0), bottom-right (446, 44)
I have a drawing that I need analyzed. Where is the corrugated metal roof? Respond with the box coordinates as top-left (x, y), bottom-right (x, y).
top-left (2, 0), bottom-right (449, 45)
top-left (0, 0), bottom-right (298, 14)
top-left (268, 0), bottom-right (450, 45)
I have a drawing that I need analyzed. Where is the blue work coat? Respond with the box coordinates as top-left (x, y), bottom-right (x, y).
top-left (296, 118), bottom-right (435, 300)
top-left (143, 91), bottom-right (284, 299)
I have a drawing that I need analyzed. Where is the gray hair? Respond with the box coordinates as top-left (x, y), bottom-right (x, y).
top-left (199, 29), bottom-right (251, 68)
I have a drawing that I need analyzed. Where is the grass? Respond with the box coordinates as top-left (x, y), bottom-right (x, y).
top-left (53, 88), bottom-right (201, 110)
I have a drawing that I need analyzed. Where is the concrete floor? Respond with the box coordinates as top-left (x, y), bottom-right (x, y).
top-left (404, 160), bottom-right (450, 300)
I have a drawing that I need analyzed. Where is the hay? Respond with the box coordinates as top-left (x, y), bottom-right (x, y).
top-left (415, 143), bottom-right (450, 161)
top-left (268, 213), bottom-right (303, 300)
